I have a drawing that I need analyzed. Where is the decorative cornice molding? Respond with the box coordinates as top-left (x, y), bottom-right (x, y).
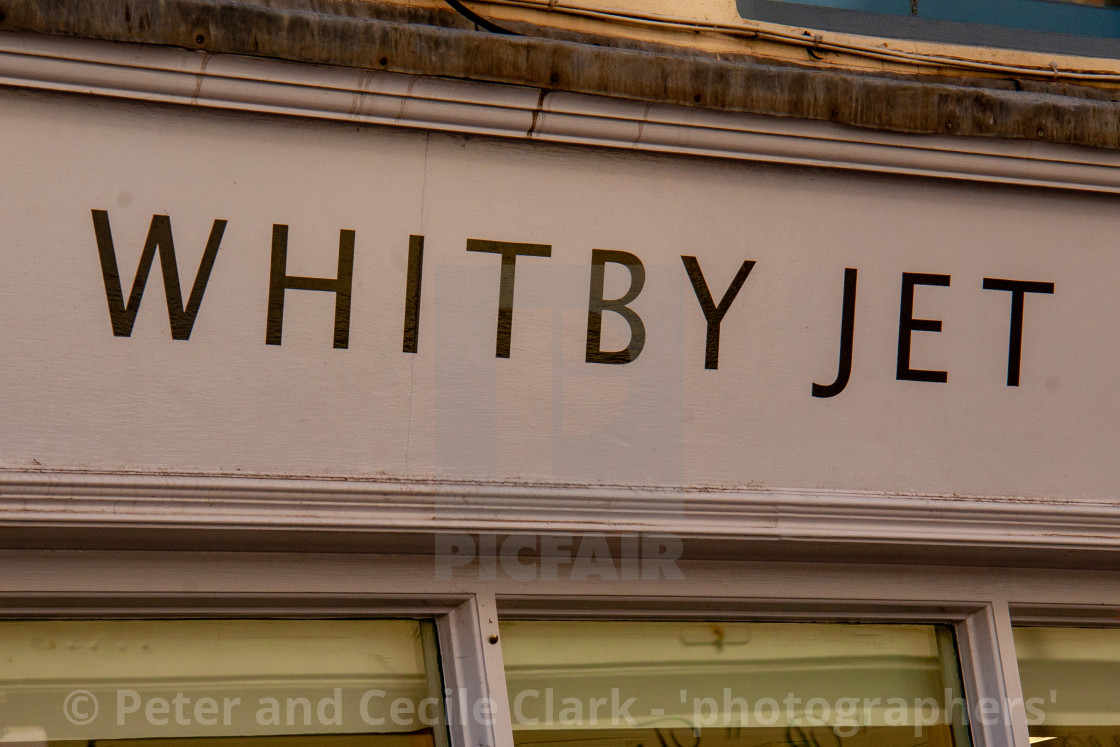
top-left (3, 0), bottom-right (1120, 149)
top-left (2, 31), bottom-right (1120, 192)
top-left (2, 468), bottom-right (1119, 553)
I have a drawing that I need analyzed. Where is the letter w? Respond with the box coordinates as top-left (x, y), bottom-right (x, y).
top-left (92, 210), bottom-right (226, 339)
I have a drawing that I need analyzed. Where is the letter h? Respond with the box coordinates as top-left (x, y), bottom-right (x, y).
top-left (265, 224), bottom-right (354, 348)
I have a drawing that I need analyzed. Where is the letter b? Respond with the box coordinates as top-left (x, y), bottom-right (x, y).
top-left (586, 249), bottom-right (645, 364)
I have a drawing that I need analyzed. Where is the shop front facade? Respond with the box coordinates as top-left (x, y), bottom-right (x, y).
top-left (2, 3), bottom-right (1120, 747)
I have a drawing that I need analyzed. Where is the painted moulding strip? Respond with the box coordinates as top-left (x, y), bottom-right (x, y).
top-left (4, 469), bottom-right (1120, 553)
top-left (1, 31), bottom-right (1120, 192)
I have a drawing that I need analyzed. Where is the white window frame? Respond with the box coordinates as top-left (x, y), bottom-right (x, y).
top-left (11, 553), bottom-right (1118, 747)
top-left (494, 598), bottom-right (1023, 747)
top-left (0, 590), bottom-right (505, 747)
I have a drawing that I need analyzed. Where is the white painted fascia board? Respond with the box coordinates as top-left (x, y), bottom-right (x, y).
top-left (2, 31), bottom-right (1120, 193)
top-left (2, 469), bottom-right (1120, 552)
top-left (2, 32), bottom-right (1118, 555)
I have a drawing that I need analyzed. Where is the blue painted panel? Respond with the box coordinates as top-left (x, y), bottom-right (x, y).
top-left (737, 0), bottom-right (1120, 57)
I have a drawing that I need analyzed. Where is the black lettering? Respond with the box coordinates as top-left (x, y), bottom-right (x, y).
top-left (897, 272), bottom-right (950, 383)
top-left (265, 224), bottom-right (354, 348)
top-left (92, 210), bottom-right (226, 340)
top-left (983, 277), bottom-right (1055, 386)
top-left (681, 256), bottom-right (755, 370)
top-left (586, 249), bottom-right (646, 365)
top-left (813, 267), bottom-right (858, 398)
top-left (466, 239), bottom-right (552, 358)
top-left (402, 235), bottom-right (425, 354)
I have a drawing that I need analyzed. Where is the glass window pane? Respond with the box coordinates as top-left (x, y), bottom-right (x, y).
top-left (501, 621), bottom-right (971, 747)
top-left (1014, 625), bottom-right (1120, 744)
top-left (0, 619), bottom-right (447, 747)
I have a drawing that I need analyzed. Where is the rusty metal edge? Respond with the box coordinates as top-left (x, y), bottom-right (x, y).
top-left (2, 0), bottom-right (1120, 149)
